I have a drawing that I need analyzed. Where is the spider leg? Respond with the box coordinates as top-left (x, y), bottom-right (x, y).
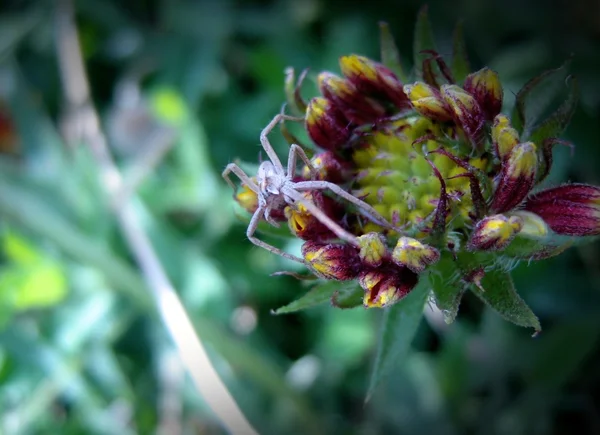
top-left (260, 113), bottom-right (305, 175)
top-left (247, 204), bottom-right (307, 265)
top-left (284, 188), bottom-right (359, 247)
top-left (222, 163), bottom-right (259, 193)
top-left (293, 180), bottom-right (400, 232)
top-left (287, 144), bottom-right (317, 180)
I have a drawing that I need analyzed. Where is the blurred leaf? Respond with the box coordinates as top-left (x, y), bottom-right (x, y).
top-left (451, 21), bottom-right (470, 84)
top-left (511, 61), bottom-right (571, 137)
top-left (150, 88), bottom-right (188, 126)
top-left (472, 269), bottom-right (541, 334)
top-left (528, 76), bottom-right (579, 146)
top-left (273, 280), bottom-right (355, 314)
top-left (366, 277), bottom-right (429, 400)
top-left (0, 231), bottom-right (67, 310)
top-left (0, 10), bottom-right (42, 57)
top-left (0, 179), bottom-right (150, 309)
top-left (379, 22), bottom-right (407, 82)
top-left (429, 252), bottom-right (465, 324)
top-left (413, 6), bottom-right (437, 81)
top-left (195, 318), bottom-right (322, 434)
top-left (12, 262), bottom-right (67, 309)
top-left (524, 318), bottom-right (600, 390)
top-left (3, 230), bottom-right (40, 264)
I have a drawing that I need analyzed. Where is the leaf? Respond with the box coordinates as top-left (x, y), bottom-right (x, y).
top-left (451, 21), bottom-right (470, 84)
top-left (472, 269), bottom-right (541, 334)
top-left (511, 61), bottom-right (571, 137)
top-left (12, 262), bottom-right (67, 309)
top-left (3, 231), bottom-right (40, 264)
top-left (528, 76), bottom-right (579, 146)
top-left (366, 277), bottom-right (429, 400)
top-left (195, 318), bottom-right (322, 433)
top-left (429, 252), bottom-right (466, 324)
top-left (331, 283), bottom-right (363, 309)
top-left (502, 231), bottom-right (573, 261)
top-left (379, 22), bottom-right (407, 83)
top-left (412, 6), bottom-right (437, 81)
top-left (524, 318), bottom-right (600, 390)
top-left (273, 280), bottom-right (353, 314)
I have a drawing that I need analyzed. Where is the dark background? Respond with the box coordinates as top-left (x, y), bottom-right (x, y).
top-left (0, 0), bottom-right (599, 433)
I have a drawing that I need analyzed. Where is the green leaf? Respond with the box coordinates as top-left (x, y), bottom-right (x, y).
top-left (528, 76), bottom-right (579, 146)
top-left (12, 262), bottom-right (67, 309)
top-left (3, 231), bottom-right (40, 265)
top-left (524, 318), bottom-right (600, 390)
top-left (511, 61), bottom-right (571, 137)
top-left (379, 22), bottom-right (407, 82)
top-left (366, 277), bottom-right (429, 400)
top-left (273, 280), bottom-right (353, 314)
top-left (413, 6), bottom-right (437, 81)
top-left (429, 252), bottom-right (465, 324)
top-left (195, 318), bottom-right (322, 434)
top-left (451, 21), bottom-right (470, 84)
top-left (331, 282), bottom-right (363, 309)
top-left (502, 231), bottom-right (573, 261)
top-left (472, 269), bottom-right (541, 334)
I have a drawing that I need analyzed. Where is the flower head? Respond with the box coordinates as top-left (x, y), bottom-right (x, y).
top-left (234, 16), bottom-right (595, 336)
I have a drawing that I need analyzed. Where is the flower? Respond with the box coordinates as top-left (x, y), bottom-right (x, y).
top-left (403, 82), bottom-right (453, 121)
top-left (463, 67), bottom-right (503, 121)
top-left (489, 142), bottom-right (538, 213)
top-left (339, 55), bottom-right (410, 110)
top-left (468, 214), bottom-right (523, 251)
top-left (524, 184), bottom-right (600, 236)
top-left (359, 264), bottom-right (419, 308)
top-left (392, 237), bottom-right (440, 273)
top-left (302, 241), bottom-right (360, 280)
top-left (440, 84), bottom-right (485, 148)
top-left (234, 14), bottom-right (596, 334)
top-left (318, 71), bottom-right (387, 125)
top-left (305, 97), bottom-right (352, 151)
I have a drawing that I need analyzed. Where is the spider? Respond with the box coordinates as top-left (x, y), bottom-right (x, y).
top-left (222, 113), bottom-right (398, 265)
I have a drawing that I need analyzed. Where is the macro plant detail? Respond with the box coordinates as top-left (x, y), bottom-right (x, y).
top-left (226, 8), bottom-right (598, 346)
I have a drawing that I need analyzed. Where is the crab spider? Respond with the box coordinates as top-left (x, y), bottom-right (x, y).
top-left (223, 113), bottom-right (398, 265)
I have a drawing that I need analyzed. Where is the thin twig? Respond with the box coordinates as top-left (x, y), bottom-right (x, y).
top-left (54, 1), bottom-right (258, 434)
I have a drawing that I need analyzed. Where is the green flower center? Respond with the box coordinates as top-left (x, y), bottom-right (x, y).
top-left (352, 116), bottom-right (490, 235)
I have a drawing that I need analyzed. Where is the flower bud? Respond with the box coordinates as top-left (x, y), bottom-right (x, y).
top-left (305, 97), bottom-right (352, 151)
top-left (491, 114), bottom-right (519, 161)
top-left (318, 71), bottom-right (387, 125)
top-left (403, 82), bottom-right (453, 122)
top-left (357, 232), bottom-right (389, 267)
top-left (286, 191), bottom-right (342, 241)
top-left (503, 211), bottom-right (570, 260)
top-left (490, 142), bottom-right (538, 213)
top-left (301, 151), bottom-right (351, 183)
top-left (524, 184), bottom-right (600, 236)
top-left (468, 214), bottom-right (523, 251)
top-left (359, 265), bottom-right (419, 308)
top-left (391, 237), bottom-right (440, 273)
top-left (510, 211), bottom-right (549, 238)
top-left (339, 55), bottom-right (409, 110)
top-left (302, 240), bottom-right (360, 280)
top-left (463, 67), bottom-right (503, 121)
top-left (440, 84), bottom-right (485, 147)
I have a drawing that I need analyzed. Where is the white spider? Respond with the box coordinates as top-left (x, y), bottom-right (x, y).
top-left (223, 113), bottom-right (397, 265)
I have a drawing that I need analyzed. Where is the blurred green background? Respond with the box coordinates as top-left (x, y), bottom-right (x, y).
top-left (1, 0), bottom-right (599, 434)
